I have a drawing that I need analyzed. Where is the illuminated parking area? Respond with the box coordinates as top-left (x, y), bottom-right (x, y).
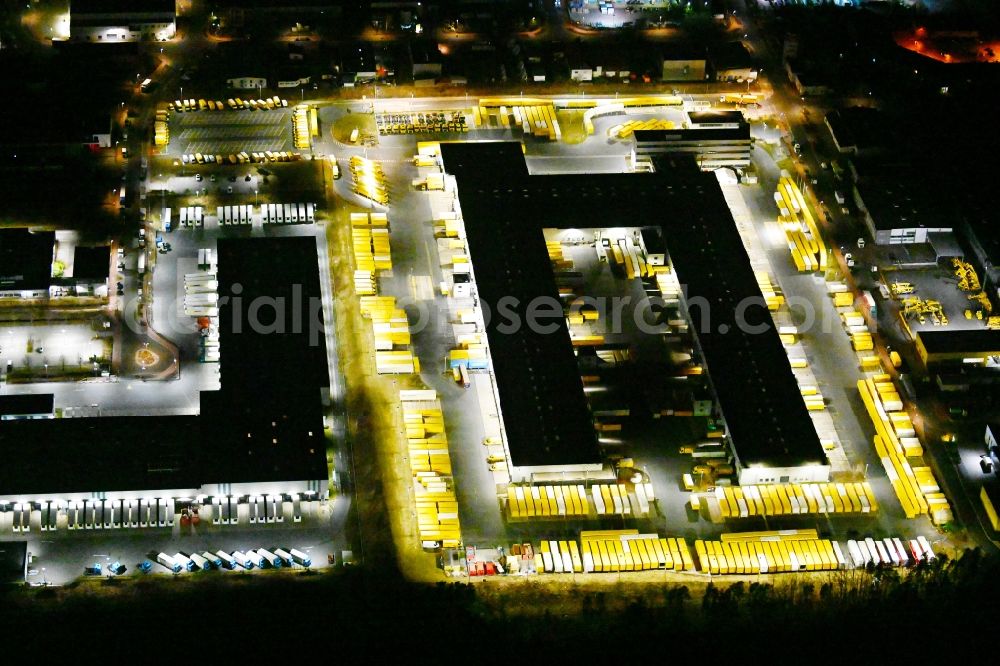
top-left (0, 323), bottom-right (109, 380)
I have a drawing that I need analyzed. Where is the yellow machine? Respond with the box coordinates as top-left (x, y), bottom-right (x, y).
top-left (890, 282), bottom-right (914, 297)
top-left (952, 258), bottom-right (981, 292)
top-left (968, 291), bottom-right (993, 317)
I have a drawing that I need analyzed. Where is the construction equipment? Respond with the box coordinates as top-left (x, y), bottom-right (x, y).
top-left (952, 258), bottom-right (981, 292)
top-left (901, 297), bottom-right (946, 325)
top-left (968, 291), bottom-right (993, 316)
top-left (889, 282), bottom-right (914, 297)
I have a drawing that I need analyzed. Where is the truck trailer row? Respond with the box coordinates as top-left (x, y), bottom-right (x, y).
top-left (154, 546), bottom-right (311, 574)
top-left (716, 481), bottom-right (878, 519)
top-left (10, 498), bottom-right (176, 533)
top-left (505, 482), bottom-right (655, 520)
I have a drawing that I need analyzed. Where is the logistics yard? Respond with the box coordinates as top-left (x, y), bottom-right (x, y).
top-left (0, 87), bottom-right (972, 586)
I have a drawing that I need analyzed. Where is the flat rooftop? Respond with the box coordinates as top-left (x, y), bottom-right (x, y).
top-left (72, 245), bottom-right (110, 280)
top-left (709, 41), bottom-right (756, 70)
top-left (0, 416), bottom-right (201, 496)
top-left (442, 143), bottom-right (598, 469)
top-left (215, 236), bottom-right (329, 393)
top-left (0, 229), bottom-right (54, 292)
top-left (856, 168), bottom-right (948, 232)
top-left (0, 237), bottom-right (329, 497)
top-left (650, 154), bottom-right (825, 469)
top-left (633, 125), bottom-right (751, 144)
top-left (0, 394), bottom-right (54, 418)
top-left (687, 110), bottom-right (746, 125)
top-left (918, 329), bottom-right (1000, 355)
top-left (70, 0), bottom-right (176, 16)
top-left (824, 107), bottom-right (887, 152)
top-left (441, 142), bottom-right (825, 471)
top-left (0, 541), bottom-right (27, 585)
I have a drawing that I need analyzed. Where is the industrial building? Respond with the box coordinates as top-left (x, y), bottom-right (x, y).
top-left (0, 237), bottom-right (329, 510)
top-left (631, 124), bottom-right (752, 171)
top-left (709, 41), bottom-right (758, 83)
top-left (0, 229), bottom-right (55, 299)
top-left (853, 169), bottom-right (953, 245)
top-left (440, 142), bottom-right (829, 485)
top-left (915, 330), bottom-right (1000, 368)
top-left (824, 107), bottom-right (888, 156)
top-left (69, 0), bottom-right (177, 43)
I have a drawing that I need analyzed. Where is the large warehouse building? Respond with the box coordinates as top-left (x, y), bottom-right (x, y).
top-left (441, 142), bottom-right (830, 485)
top-left (69, 0), bottom-right (177, 43)
top-left (0, 237), bottom-right (329, 518)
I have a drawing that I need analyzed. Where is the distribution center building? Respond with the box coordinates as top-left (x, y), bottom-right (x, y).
top-left (441, 142), bottom-right (830, 486)
top-left (0, 236), bottom-right (329, 509)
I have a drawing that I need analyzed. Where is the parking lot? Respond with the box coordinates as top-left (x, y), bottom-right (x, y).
top-left (2, 497), bottom-right (348, 585)
top-left (0, 323), bottom-right (111, 379)
top-left (167, 109), bottom-right (294, 157)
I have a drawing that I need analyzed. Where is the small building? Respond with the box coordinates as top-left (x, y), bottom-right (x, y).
top-left (227, 76), bottom-right (268, 91)
top-left (69, 0), bottom-right (177, 43)
top-left (632, 125), bottom-right (752, 171)
top-left (785, 59), bottom-right (831, 96)
top-left (661, 45), bottom-right (707, 82)
top-left (0, 229), bottom-right (55, 300)
top-left (824, 107), bottom-right (886, 155)
top-left (57, 245), bottom-right (110, 296)
top-left (687, 110), bottom-right (745, 129)
top-left (709, 41), bottom-right (758, 83)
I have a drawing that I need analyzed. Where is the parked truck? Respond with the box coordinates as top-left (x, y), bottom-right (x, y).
top-left (257, 548), bottom-right (282, 568)
top-left (189, 552), bottom-right (210, 570)
top-left (232, 551), bottom-right (253, 569)
top-left (173, 553), bottom-right (195, 572)
top-left (274, 548), bottom-right (295, 567)
top-left (157, 553), bottom-right (182, 573)
top-left (289, 548), bottom-right (312, 568)
top-left (691, 443), bottom-right (728, 459)
top-left (202, 551), bottom-right (223, 569)
top-left (216, 551), bottom-right (236, 570)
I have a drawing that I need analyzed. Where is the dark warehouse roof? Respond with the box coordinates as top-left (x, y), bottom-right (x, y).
top-left (441, 142), bottom-right (825, 471)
